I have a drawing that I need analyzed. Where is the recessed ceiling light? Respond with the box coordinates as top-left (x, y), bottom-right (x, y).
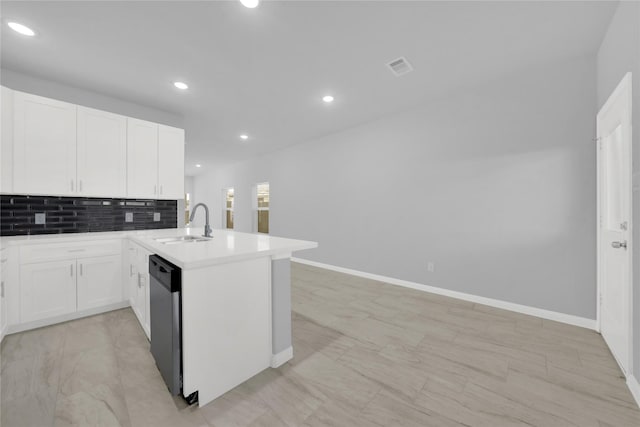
top-left (240, 0), bottom-right (260, 8)
top-left (240, 134), bottom-right (249, 140)
top-left (195, 164), bottom-right (202, 168)
top-left (173, 81), bottom-right (189, 90)
top-left (322, 95), bottom-right (334, 103)
top-left (8, 22), bottom-right (36, 36)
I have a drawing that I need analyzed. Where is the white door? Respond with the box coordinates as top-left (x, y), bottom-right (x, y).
top-left (1, 86), bottom-right (14, 193)
top-left (158, 125), bottom-right (185, 199)
top-left (20, 259), bottom-right (76, 323)
top-left (13, 91), bottom-right (77, 196)
top-left (77, 106), bottom-right (127, 197)
top-left (77, 255), bottom-right (122, 310)
top-left (598, 72), bottom-right (633, 375)
top-left (127, 118), bottom-right (158, 198)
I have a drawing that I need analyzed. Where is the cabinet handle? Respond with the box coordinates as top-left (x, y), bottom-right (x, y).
top-left (70, 264), bottom-right (73, 277)
top-left (130, 264), bottom-right (133, 277)
top-left (138, 272), bottom-right (141, 288)
top-left (70, 179), bottom-right (74, 192)
top-left (79, 180), bottom-right (83, 192)
top-left (68, 249), bottom-right (85, 253)
top-left (1, 281), bottom-right (4, 298)
top-left (80, 263), bottom-right (83, 276)
top-left (154, 185), bottom-right (157, 195)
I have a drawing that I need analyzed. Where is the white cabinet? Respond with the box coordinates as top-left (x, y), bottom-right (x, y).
top-left (126, 242), bottom-right (139, 308)
top-left (127, 241), bottom-right (151, 339)
top-left (6, 89), bottom-right (185, 200)
top-left (158, 125), bottom-right (185, 199)
top-left (77, 106), bottom-right (127, 197)
top-left (13, 91), bottom-right (77, 196)
top-left (1, 86), bottom-right (14, 193)
top-left (20, 259), bottom-right (77, 323)
top-left (77, 255), bottom-right (122, 310)
top-left (18, 240), bottom-right (123, 326)
top-left (127, 118), bottom-right (159, 199)
top-left (1, 251), bottom-right (8, 339)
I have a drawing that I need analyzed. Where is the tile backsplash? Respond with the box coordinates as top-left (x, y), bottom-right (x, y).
top-left (0, 195), bottom-right (177, 236)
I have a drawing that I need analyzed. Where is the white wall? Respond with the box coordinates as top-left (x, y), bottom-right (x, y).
top-left (596, 0), bottom-right (640, 378)
top-left (193, 54), bottom-right (597, 320)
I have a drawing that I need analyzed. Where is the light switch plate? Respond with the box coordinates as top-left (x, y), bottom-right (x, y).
top-left (125, 212), bottom-right (134, 223)
top-left (35, 213), bottom-right (46, 225)
top-left (153, 212), bottom-right (161, 222)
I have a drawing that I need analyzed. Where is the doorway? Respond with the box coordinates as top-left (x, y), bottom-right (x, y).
top-left (597, 72), bottom-right (633, 376)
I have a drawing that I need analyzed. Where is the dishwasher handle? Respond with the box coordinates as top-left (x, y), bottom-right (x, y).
top-left (149, 255), bottom-right (181, 292)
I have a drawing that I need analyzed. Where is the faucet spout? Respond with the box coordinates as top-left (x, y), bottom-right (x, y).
top-left (189, 203), bottom-right (212, 238)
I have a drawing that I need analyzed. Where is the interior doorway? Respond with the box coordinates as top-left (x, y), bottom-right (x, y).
top-left (597, 72), bottom-right (633, 376)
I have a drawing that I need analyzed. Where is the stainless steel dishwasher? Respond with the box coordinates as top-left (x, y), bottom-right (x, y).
top-left (149, 255), bottom-right (182, 396)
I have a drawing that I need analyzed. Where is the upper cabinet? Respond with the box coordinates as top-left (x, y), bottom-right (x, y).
top-left (1, 87), bottom-right (13, 193)
top-left (127, 118), bottom-right (159, 199)
top-left (128, 120), bottom-right (185, 200)
top-left (158, 125), bottom-right (185, 199)
top-left (77, 106), bottom-right (127, 197)
top-left (13, 91), bottom-right (77, 196)
top-left (4, 88), bottom-right (185, 200)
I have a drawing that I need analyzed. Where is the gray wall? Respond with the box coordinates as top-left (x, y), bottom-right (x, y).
top-left (596, 0), bottom-right (640, 378)
top-left (1, 68), bottom-right (183, 128)
top-left (193, 54), bottom-right (597, 320)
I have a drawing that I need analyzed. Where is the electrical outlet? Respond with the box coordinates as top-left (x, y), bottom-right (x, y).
top-left (125, 212), bottom-right (134, 223)
top-left (427, 261), bottom-right (435, 273)
top-left (153, 212), bottom-right (160, 222)
top-left (35, 213), bottom-right (46, 225)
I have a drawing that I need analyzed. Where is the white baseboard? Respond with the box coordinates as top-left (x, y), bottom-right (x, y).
top-left (291, 257), bottom-right (597, 331)
top-left (6, 301), bottom-right (130, 335)
top-left (628, 375), bottom-right (640, 408)
top-left (271, 346), bottom-right (293, 368)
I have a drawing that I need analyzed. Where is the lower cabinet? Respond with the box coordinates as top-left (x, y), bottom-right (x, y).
top-left (127, 241), bottom-right (151, 339)
top-left (19, 244), bottom-right (123, 324)
top-left (77, 255), bottom-right (122, 310)
top-left (20, 259), bottom-right (77, 323)
top-left (1, 250), bottom-right (11, 337)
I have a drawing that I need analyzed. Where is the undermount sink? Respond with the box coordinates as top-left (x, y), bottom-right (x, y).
top-left (154, 236), bottom-right (212, 244)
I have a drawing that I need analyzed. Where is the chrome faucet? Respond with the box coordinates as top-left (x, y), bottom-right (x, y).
top-left (189, 203), bottom-right (212, 238)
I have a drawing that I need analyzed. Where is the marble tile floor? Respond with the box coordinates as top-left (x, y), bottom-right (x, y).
top-left (1, 262), bottom-right (639, 426)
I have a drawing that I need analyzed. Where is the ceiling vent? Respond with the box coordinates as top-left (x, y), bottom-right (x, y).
top-left (387, 57), bottom-right (413, 77)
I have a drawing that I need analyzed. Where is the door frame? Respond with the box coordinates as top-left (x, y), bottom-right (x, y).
top-left (596, 72), bottom-right (633, 376)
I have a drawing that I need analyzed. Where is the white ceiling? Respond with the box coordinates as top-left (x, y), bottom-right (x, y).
top-left (1, 1), bottom-right (617, 175)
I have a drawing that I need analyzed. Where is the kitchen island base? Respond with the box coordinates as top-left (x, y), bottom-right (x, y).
top-left (181, 256), bottom-right (274, 407)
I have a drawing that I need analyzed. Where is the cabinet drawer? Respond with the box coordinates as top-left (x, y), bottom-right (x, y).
top-left (20, 239), bottom-right (121, 264)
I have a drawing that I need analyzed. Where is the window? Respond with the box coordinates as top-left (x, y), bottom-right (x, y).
top-left (224, 188), bottom-right (234, 229)
top-left (256, 182), bottom-right (269, 234)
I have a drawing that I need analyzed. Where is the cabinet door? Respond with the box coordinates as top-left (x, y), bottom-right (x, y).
top-left (158, 125), bottom-right (185, 199)
top-left (1, 86), bottom-right (14, 193)
top-left (127, 118), bottom-right (158, 199)
top-left (14, 92), bottom-right (77, 196)
top-left (77, 255), bottom-right (123, 311)
top-left (77, 106), bottom-right (127, 197)
top-left (137, 246), bottom-right (151, 338)
top-left (1, 258), bottom-right (7, 336)
top-left (20, 260), bottom-right (76, 323)
top-left (126, 243), bottom-right (139, 308)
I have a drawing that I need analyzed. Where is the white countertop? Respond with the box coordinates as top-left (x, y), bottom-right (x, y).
top-left (0, 228), bottom-right (318, 269)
